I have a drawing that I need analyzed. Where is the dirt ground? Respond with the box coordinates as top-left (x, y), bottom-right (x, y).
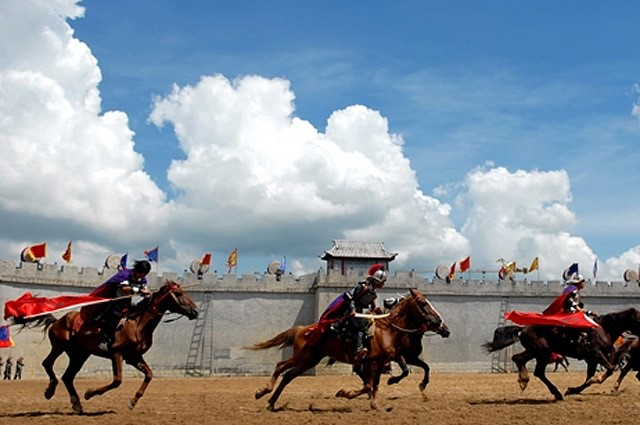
top-left (1, 370), bottom-right (639, 425)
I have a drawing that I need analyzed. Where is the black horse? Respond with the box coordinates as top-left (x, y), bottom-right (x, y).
top-left (483, 308), bottom-right (640, 400)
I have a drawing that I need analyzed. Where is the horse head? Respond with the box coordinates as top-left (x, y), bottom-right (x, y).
top-left (149, 280), bottom-right (199, 320)
top-left (598, 307), bottom-right (640, 338)
top-left (406, 288), bottom-right (450, 337)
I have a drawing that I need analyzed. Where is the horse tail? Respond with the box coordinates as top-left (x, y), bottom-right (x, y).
top-left (13, 314), bottom-right (57, 334)
top-left (245, 325), bottom-right (304, 351)
top-left (482, 325), bottom-right (522, 353)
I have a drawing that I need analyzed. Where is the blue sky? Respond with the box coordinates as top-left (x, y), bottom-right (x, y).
top-left (1, 0), bottom-right (639, 280)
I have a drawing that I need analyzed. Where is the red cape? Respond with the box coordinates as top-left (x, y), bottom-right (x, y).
top-left (4, 292), bottom-right (109, 320)
top-left (505, 310), bottom-right (599, 328)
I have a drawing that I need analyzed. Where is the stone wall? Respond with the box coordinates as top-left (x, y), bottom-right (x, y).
top-left (1, 260), bottom-right (639, 379)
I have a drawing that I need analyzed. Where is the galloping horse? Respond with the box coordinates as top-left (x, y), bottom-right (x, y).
top-left (23, 280), bottom-right (198, 413)
top-left (248, 288), bottom-right (448, 410)
top-left (483, 308), bottom-right (640, 400)
top-left (351, 310), bottom-right (450, 392)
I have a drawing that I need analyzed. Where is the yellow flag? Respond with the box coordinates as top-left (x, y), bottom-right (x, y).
top-left (226, 248), bottom-right (238, 272)
top-left (529, 256), bottom-right (539, 272)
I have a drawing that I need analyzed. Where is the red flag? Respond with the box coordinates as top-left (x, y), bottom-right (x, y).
top-left (62, 240), bottom-right (72, 263)
top-left (20, 242), bottom-right (47, 262)
top-left (448, 262), bottom-right (456, 280)
top-left (4, 292), bottom-right (109, 321)
top-left (201, 253), bottom-right (212, 266)
top-left (459, 256), bottom-right (470, 273)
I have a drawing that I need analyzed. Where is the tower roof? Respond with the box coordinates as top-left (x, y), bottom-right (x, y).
top-left (320, 239), bottom-right (397, 261)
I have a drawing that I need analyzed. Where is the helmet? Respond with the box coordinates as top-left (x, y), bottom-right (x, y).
top-left (566, 273), bottom-right (585, 284)
top-left (368, 263), bottom-right (388, 283)
top-left (372, 269), bottom-right (388, 283)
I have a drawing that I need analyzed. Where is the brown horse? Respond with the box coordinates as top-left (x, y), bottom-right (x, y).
top-left (248, 288), bottom-right (448, 410)
top-left (483, 308), bottom-right (640, 400)
top-left (606, 335), bottom-right (640, 392)
top-left (24, 280), bottom-right (198, 413)
top-left (350, 311), bottom-right (450, 393)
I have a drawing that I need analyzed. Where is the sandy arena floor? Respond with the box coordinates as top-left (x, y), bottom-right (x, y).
top-left (0, 370), bottom-right (639, 425)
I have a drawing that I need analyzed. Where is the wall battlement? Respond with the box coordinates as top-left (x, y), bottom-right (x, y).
top-left (1, 259), bottom-right (637, 298)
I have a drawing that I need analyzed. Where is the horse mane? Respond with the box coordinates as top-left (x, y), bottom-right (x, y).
top-left (597, 307), bottom-right (640, 334)
top-left (128, 280), bottom-right (177, 317)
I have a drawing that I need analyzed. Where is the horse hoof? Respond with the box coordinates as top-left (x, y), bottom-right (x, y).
top-left (335, 389), bottom-right (347, 398)
top-left (418, 382), bottom-right (427, 392)
top-left (84, 390), bottom-right (92, 400)
top-left (72, 403), bottom-right (83, 414)
top-left (387, 377), bottom-right (398, 385)
top-left (127, 398), bottom-right (136, 410)
top-left (44, 389), bottom-right (55, 400)
top-left (255, 388), bottom-right (269, 399)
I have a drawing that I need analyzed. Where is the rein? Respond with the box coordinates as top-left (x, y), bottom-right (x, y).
top-left (389, 322), bottom-right (426, 334)
top-left (145, 285), bottom-right (179, 317)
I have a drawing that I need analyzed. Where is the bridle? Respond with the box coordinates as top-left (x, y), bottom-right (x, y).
top-left (386, 291), bottom-right (442, 334)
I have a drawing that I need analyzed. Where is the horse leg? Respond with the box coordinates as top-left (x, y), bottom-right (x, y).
top-left (612, 363), bottom-right (631, 392)
top-left (267, 355), bottom-right (322, 411)
top-left (512, 350), bottom-right (533, 391)
top-left (84, 352), bottom-right (123, 400)
top-left (61, 353), bottom-right (90, 413)
top-left (256, 356), bottom-right (296, 400)
top-left (566, 361), bottom-right (602, 395)
top-left (410, 356), bottom-right (431, 392)
top-left (532, 355), bottom-right (563, 400)
top-left (125, 356), bottom-right (153, 410)
top-left (386, 355), bottom-right (409, 386)
top-left (41, 344), bottom-right (64, 400)
top-left (369, 364), bottom-right (384, 410)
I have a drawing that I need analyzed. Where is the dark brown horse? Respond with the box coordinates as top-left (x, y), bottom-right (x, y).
top-left (483, 308), bottom-right (640, 400)
top-left (248, 288), bottom-right (448, 410)
top-left (24, 280), bottom-right (198, 413)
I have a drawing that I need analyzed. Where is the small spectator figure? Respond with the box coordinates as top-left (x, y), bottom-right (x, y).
top-left (3, 356), bottom-right (13, 380)
top-left (14, 357), bottom-right (24, 380)
top-left (0, 356), bottom-right (4, 371)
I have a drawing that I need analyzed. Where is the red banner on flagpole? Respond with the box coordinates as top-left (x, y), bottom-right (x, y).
top-left (4, 292), bottom-right (110, 321)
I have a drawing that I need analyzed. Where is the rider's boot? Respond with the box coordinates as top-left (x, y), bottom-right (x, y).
top-left (354, 331), bottom-right (368, 361)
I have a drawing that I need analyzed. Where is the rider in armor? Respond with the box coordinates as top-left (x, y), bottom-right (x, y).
top-left (562, 274), bottom-right (587, 313)
top-left (346, 264), bottom-right (388, 361)
top-left (90, 260), bottom-right (152, 351)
